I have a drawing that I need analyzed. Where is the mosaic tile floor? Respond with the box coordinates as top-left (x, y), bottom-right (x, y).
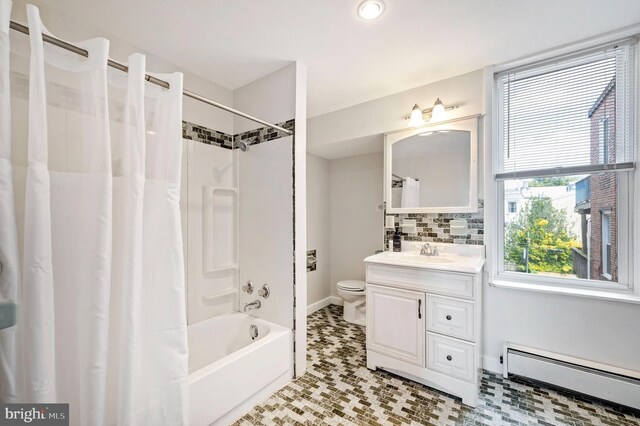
top-left (234, 305), bottom-right (640, 426)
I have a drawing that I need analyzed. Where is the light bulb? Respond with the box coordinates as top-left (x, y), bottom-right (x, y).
top-left (408, 104), bottom-right (425, 127)
top-left (430, 98), bottom-right (446, 122)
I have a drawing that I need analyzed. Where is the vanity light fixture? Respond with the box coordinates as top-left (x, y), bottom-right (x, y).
top-left (357, 0), bottom-right (385, 20)
top-left (405, 98), bottom-right (459, 127)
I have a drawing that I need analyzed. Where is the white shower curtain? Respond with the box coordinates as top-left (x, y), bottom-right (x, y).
top-left (0, 2), bottom-right (188, 425)
top-left (0, 0), bottom-right (19, 405)
top-left (401, 177), bottom-right (420, 208)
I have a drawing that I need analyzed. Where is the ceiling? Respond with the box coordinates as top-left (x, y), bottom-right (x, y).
top-left (14, 0), bottom-right (640, 117)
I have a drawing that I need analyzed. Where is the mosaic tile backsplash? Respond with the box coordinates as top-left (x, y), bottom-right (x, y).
top-left (384, 200), bottom-right (484, 246)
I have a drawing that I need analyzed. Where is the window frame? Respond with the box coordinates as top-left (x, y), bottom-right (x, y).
top-left (488, 37), bottom-right (638, 297)
top-left (601, 209), bottom-right (612, 280)
top-left (507, 201), bottom-right (517, 213)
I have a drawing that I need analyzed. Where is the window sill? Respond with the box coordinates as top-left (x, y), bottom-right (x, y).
top-left (489, 279), bottom-right (640, 304)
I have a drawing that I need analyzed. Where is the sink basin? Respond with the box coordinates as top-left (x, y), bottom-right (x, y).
top-left (364, 250), bottom-right (485, 273)
top-left (398, 254), bottom-right (455, 264)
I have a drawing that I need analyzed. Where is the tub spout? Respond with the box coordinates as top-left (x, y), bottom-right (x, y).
top-left (243, 300), bottom-right (261, 312)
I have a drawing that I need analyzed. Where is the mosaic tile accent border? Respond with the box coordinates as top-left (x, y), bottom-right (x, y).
top-left (181, 119), bottom-right (295, 151)
top-left (182, 120), bottom-right (234, 149)
top-left (384, 200), bottom-right (484, 246)
top-left (391, 177), bottom-right (419, 188)
top-left (306, 249), bottom-right (317, 272)
top-left (290, 120), bottom-right (298, 375)
top-left (235, 305), bottom-right (640, 426)
top-left (234, 119), bottom-right (295, 148)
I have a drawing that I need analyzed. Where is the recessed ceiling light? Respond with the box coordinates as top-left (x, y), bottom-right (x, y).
top-left (357, 0), bottom-right (385, 20)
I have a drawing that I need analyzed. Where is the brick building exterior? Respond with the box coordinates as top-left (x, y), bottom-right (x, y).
top-left (587, 78), bottom-right (617, 281)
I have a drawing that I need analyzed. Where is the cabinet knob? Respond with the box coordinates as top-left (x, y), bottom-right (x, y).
top-left (446, 355), bottom-right (452, 361)
top-left (446, 315), bottom-right (452, 321)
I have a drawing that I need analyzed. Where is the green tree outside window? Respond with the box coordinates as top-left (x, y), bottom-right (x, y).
top-left (505, 197), bottom-right (582, 274)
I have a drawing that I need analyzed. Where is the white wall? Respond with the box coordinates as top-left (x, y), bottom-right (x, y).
top-left (184, 142), bottom-right (238, 324)
top-left (233, 62), bottom-right (307, 376)
top-left (483, 287), bottom-right (640, 371)
top-left (329, 152), bottom-right (384, 297)
top-left (306, 154), bottom-right (331, 307)
top-left (307, 69), bottom-right (484, 165)
top-left (238, 137), bottom-right (294, 329)
top-left (294, 63), bottom-right (308, 377)
top-left (233, 63), bottom-right (301, 333)
top-left (233, 63), bottom-right (296, 134)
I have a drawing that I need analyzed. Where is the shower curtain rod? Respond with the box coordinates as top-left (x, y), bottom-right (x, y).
top-left (8, 20), bottom-right (294, 135)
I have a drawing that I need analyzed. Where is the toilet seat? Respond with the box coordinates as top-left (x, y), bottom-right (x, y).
top-left (337, 280), bottom-right (366, 292)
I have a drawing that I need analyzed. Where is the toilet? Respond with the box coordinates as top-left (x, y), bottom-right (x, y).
top-left (337, 280), bottom-right (366, 326)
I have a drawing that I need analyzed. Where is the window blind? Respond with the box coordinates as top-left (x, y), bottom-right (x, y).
top-left (495, 39), bottom-right (636, 180)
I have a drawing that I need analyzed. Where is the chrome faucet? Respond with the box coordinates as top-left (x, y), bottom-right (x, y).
top-left (243, 300), bottom-right (261, 312)
top-left (420, 243), bottom-right (438, 256)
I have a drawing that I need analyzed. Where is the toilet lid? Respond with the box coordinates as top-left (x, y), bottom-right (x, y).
top-left (337, 280), bottom-right (366, 291)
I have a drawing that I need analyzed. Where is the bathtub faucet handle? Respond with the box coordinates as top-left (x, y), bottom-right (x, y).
top-left (242, 281), bottom-right (254, 294)
top-left (258, 284), bottom-right (270, 299)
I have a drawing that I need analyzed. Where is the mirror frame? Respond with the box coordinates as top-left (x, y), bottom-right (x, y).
top-left (384, 115), bottom-right (479, 213)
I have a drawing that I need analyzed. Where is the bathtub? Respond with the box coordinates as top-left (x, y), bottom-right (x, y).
top-left (188, 313), bottom-right (293, 426)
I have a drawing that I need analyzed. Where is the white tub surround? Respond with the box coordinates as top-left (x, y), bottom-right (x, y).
top-left (188, 313), bottom-right (293, 426)
top-left (364, 243), bottom-right (484, 406)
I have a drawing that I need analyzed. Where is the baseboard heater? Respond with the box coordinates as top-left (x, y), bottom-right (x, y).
top-left (503, 343), bottom-right (640, 410)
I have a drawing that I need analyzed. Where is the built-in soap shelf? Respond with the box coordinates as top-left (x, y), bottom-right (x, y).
top-left (203, 184), bottom-right (238, 274)
top-left (450, 219), bottom-right (468, 236)
top-left (211, 187), bottom-right (238, 194)
top-left (202, 288), bottom-right (237, 304)
top-left (207, 264), bottom-right (238, 273)
top-left (400, 219), bottom-right (417, 234)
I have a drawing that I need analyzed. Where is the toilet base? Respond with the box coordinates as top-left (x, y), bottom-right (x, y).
top-left (343, 299), bottom-right (366, 326)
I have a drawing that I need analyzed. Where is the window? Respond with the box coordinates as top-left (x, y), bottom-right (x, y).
top-left (602, 210), bottom-right (612, 279)
top-left (494, 39), bottom-right (636, 289)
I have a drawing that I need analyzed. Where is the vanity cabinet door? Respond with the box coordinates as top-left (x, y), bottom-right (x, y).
top-left (366, 284), bottom-right (425, 367)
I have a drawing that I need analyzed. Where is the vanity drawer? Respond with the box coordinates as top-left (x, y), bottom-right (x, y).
top-left (366, 264), bottom-right (474, 299)
top-left (426, 332), bottom-right (476, 382)
top-left (426, 295), bottom-right (475, 341)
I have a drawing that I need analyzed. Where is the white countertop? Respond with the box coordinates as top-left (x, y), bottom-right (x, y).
top-left (364, 250), bottom-right (485, 274)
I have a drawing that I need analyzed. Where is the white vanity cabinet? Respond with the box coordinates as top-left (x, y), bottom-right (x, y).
top-left (366, 285), bottom-right (425, 367)
top-left (364, 247), bottom-right (484, 407)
